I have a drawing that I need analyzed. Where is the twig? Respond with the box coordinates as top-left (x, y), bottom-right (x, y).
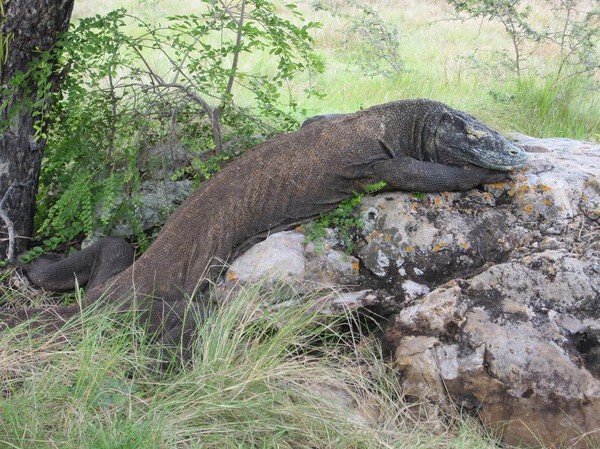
top-left (223, 0), bottom-right (246, 99)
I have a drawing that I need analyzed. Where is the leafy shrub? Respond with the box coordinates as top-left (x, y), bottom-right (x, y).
top-left (24, 2), bottom-right (324, 248)
top-left (317, 1), bottom-right (404, 79)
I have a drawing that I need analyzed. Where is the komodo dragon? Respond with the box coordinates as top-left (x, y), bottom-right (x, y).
top-left (2, 99), bottom-right (528, 347)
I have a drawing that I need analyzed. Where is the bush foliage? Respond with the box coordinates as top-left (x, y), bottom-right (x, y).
top-left (23, 1), bottom-right (323, 248)
top-left (447, 0), bottom-right (599, 84)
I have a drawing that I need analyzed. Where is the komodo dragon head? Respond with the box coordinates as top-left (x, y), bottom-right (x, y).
top-left (308, 100), bottom-right (528, 172)
top-left (430, 108), bottom-right (528, 171)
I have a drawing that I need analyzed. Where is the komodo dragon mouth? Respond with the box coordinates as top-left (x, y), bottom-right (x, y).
top-left (6, 98), bottom-right (527, 349)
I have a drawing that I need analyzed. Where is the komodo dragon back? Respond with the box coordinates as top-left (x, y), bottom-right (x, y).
top-left (3, 99), bottom-right (527, 345)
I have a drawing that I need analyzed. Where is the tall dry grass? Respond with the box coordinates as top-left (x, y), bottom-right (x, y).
top-left (0, 282), bottom-right (503, 448)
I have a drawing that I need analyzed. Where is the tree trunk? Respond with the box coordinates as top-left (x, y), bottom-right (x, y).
top-left (0, 0), bottom-right (74, 260)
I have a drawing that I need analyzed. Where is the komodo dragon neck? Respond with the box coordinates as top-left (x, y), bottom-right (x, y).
top-left (3, 99), bottom-right (528, 343)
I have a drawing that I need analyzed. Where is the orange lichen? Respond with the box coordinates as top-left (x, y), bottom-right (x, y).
top-left (461, 240), bottom-right (470, 250)
top-left (405, 245), bottom-right (414, 253)
top-left (434, 197), bottom-right (442, 207)
top-left (433, 242), bottom-right (446, 252)
top-left (542, 198), bottom-right (553, 206)
top-left (352, 261), bottom-right (360, 272)
top-left (227, 271), bottom-right (238, 281)
top-left (523, 204), bottom-right (534, 214)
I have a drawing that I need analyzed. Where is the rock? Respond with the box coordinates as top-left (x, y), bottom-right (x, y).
top-left (226, 231), bottom-right (306, 284)
top-left (139, 136), bottom-right (192, 181)
top-left (224, 230), bottom-right (360, 288)
top-left (304, 233), bottom-right (362, 286)
top-left (225, 135), bottom-right (600, 447)
top-left (105, 136), bottom-right (194, 237)
top-left (372, 136), bottom-right (600, 448)
top-left (386, 253), bottom-right (600, 448)
top-left (112, 180), bottom-right (193, 236)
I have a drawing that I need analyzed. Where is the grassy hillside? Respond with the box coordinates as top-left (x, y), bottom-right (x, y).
top-left (72, 0), bottom-right (600, 140)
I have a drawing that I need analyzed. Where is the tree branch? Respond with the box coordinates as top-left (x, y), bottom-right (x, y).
top-left (0, 181), bottom-right (32, 263)
top-left (223, 0), bottom-right (246, 100)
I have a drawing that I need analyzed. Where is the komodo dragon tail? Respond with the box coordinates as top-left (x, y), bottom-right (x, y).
top-left (1, 238), bottom-right (134, 330)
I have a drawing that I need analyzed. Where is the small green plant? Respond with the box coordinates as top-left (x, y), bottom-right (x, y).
top-left (305, 181), bottom-right (386, 253)
top-left (17, 236), bottom-right (62, 264)
top-left (171, 154), bottom-right (230, 186)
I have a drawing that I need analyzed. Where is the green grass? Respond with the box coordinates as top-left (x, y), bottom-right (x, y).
top-left (0, 283), bottom-right (501, 448)
top-left (70, 0), bottom-right (599, 140)
top-left (302, 1), bottom-right (599, 139)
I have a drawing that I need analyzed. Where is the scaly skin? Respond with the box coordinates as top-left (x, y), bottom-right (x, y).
top-left (3, 99), bottom-right (527, 346)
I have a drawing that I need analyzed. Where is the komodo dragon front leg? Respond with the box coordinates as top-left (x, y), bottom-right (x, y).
top-left (368, 157), bottom-right (510, 193)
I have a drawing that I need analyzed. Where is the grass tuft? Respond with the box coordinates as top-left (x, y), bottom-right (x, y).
top-left (0, 282), bottom-right (502, 448)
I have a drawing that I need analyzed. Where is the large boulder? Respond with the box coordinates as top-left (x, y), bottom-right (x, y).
top-left (225, 135), bottom-right (599, 447)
